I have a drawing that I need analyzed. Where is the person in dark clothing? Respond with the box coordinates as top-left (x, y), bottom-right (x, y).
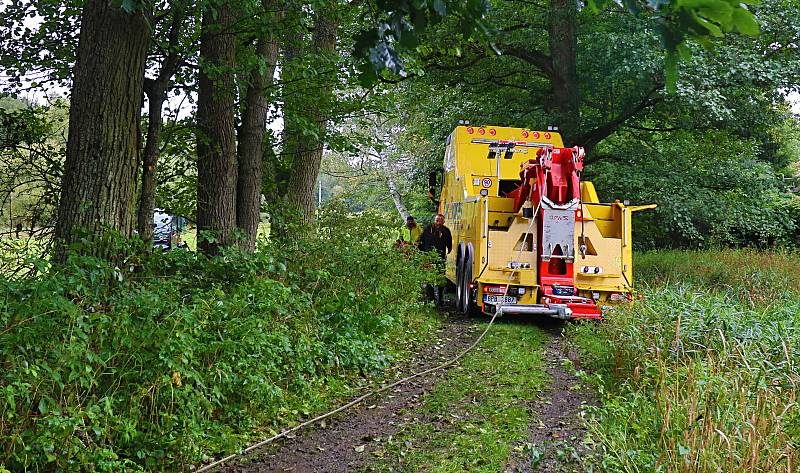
top-left (419, 213), bottom-right (452, 258)
top-left (419, 213), bottom-right (452, 305)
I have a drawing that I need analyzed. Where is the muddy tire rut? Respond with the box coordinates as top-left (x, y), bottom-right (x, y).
top-left (506, 322), bottom-right (598, 472)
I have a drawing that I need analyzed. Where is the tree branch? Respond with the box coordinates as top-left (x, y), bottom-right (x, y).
top-left (498, 45), bottom-right (553, 78)
top-left (577, 84), bottom-right (664, 154)
top-left (427, 53), bottom-right (487, 72)
top-left (624, 124), bottom-right (680, 132)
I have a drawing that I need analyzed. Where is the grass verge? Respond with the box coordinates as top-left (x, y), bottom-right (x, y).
top-left (568, 249), bottom-right (800, 472)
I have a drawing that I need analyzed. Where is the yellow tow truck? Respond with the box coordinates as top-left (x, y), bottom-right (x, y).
top-left (430, 124), bottom-right (655, 319)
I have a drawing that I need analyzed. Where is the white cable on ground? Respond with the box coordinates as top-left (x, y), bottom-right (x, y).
top-left (194, 306), bottom-right (502, 472)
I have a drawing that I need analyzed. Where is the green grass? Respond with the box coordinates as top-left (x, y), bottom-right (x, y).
top-left (367, 320), bottom-right (549, 472)
top-left (635, 248), bottom-right (800, 304)
top-left (568, 249), bottom-right (800, 472)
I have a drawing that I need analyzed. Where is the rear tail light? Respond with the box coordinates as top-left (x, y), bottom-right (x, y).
top-left (522, 131), bottom-right (529, 138)
top-left (532, 132), bottom-right (540, 139)
top-left (543, 132), bottom-right (551, 139)
top-left (489, 128), bottom-right (496, 136)
top-left (466, 127), bottom-right (474, 134)
top-left (478, 128), bottom-right (485, 135)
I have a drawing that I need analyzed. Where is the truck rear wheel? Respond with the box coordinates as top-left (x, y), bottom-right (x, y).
top-left (460, 253), bottom-right (477, 316)
top-left (455, 246), bottom-right (465, 312)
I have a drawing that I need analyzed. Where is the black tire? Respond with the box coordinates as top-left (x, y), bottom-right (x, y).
top-left (455, 246), bottom-right (465, 312)
top-left (460, 253), bottom-right (477, 316)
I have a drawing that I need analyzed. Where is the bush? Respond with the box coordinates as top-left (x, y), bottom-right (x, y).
top-left (0, 210), bottom-right (438, 471)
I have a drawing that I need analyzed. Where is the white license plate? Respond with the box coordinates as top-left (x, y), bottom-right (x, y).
top-left (483, 295), bottom-right (517, 305)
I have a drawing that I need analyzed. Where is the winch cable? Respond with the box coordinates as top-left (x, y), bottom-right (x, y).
top-left (477, 157), bottom-right (544, 313)
top-left (195, 306), bottom-right (503, 472)
top-left (578, 172), bottom-right (586, 261)
top-left (196, 161), bottom-right (545, 473)
top-left (475, 167), bottom-right (547, 282)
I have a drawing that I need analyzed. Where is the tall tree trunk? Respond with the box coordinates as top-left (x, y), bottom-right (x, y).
top-left (270, 17), bottom-right (304, 205)
top-left (54, 0), bottom-right (150, 262)
top-left (137, 86), bottom-right (166, 243)
top-left (137, 9), bottom-right (186, 243)
top-left (548, 0), bottom-right (579, 145)
top-left (283, 11), bottom-right (338, 224)
top-left (197, 2), bottom-right (237, 254)
top-left (236, 1), bottom-right (283, 251)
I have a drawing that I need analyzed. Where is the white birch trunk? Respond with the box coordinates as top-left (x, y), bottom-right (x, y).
top-left (386, 174), bottom-right (410, 221)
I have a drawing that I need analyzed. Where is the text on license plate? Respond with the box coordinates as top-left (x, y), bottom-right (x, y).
top-left (483, 295), bottom-right (517, 304)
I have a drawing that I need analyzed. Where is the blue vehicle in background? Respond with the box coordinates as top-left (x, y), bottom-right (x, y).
top-left (153, 209), bottom-right (188, 250)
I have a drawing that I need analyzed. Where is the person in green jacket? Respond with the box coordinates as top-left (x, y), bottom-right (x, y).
top-left (397, 215), bottom-right (422, 247)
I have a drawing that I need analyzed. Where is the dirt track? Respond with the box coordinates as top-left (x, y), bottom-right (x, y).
top-left (222, 311), bottom-right (480, 472)
top-left (219, 311), bottom-right (596, 472)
